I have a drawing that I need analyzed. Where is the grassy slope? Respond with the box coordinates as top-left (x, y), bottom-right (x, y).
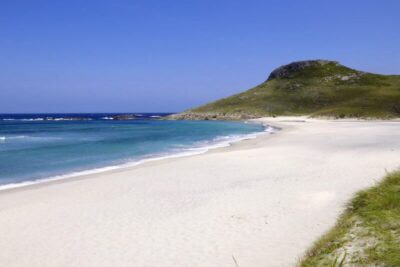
top-left (189, 62), bottom-right (400, 118)
top-left (300, 171), bottom-right (400, 266)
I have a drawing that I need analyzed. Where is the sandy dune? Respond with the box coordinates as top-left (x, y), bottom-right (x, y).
top-left (0, 117), bottom-right (399, 267)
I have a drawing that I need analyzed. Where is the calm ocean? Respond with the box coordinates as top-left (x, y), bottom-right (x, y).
top-left (0, 113), bottom-right (267, 188)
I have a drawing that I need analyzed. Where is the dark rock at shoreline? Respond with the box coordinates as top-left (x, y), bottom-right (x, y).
top-left (166, 112), bottom-right (260, 121)
top-left (111, 114), bottom-right (136, 120)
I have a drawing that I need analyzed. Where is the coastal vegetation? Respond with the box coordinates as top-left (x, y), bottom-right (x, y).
top-left (299, 170), bottom-right (400, 266)
top-left (170, 60), bottom-right (400, 120)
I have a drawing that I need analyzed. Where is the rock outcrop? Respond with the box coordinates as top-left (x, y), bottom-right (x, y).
top-left (267, 60), bottom-right (338, 81)
top-left (167, 112), bottom-right (260, 121)
top-left (111, 114), bottom-right (136, 120)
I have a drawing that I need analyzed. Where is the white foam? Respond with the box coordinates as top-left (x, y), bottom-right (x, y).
top-left (2, 135), bottom-right (29, 140)
top-left (0, 135), bottom-right (62, 142)
top-left (20, 118), bottom-right (44, 121)
top-left (0, 135), bottom-right (28, 141)
top-left (0, 123), bottom-right (278, 191)
top-left (9, 135), bottom-right (29, 139)
top-left (49, 118), bottom-right (92, 121)
top-left (3, 117), bottom-right (94, 121)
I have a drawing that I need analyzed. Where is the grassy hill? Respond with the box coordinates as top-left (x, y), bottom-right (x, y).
top-left (170, 60), bottom-right (400, 120)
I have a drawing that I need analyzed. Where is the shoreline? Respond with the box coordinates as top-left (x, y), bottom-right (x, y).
top-left (1, 116), bottom-right (399, 266)
top-left (0, 121), bottom-right (276, 193)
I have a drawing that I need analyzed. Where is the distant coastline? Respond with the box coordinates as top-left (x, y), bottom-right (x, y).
top-left (0, 112), bottom-right (173, 121)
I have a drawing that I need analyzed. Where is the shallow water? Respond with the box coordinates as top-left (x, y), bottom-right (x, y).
top-left (0, 113), bottom-right (265, 187)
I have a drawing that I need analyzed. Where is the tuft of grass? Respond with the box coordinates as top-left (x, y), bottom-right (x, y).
top-left (299, 170), bottom-right (400, 266)
top-left (178, 60), bottom-right (400, 119)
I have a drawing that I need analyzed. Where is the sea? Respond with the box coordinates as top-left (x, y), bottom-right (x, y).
top-left (0, 113), bottom-right (270, 189)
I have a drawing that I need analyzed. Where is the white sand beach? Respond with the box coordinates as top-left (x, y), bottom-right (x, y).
top-left (0, 117), bottom-right (399, 267)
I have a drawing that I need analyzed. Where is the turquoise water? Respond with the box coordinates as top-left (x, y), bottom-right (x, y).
top-left (0, 113), bottom-right (266, 187)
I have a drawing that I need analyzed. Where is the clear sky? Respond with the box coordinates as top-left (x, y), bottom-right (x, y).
top-left (1, 0), bottom-right (399, 113)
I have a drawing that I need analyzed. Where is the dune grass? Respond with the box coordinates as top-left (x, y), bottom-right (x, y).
top-left (299, 170), bottom-right (400, 266)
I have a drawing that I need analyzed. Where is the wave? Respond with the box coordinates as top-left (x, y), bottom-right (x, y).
top-left (0, 135), bottom-right (62, 142)
top-left (1, 118), bottom-right (43, 121)
top-left (1, 117), bottom-right (93, 121)
top-left (17, 118), bottom-right (45, 121)
top-left (2, 118), bottom-right (43, 121)
top-left (0, 122), bottom-right (277, 191)
top-left (0, 135), bottom-right (29, 141)
top-left (1, 115), bottom-right (167, 121)
top-left (182, 124), bottom-right (277, 151)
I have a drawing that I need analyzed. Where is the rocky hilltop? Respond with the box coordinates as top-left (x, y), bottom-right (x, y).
top-left (169, 60), bottom-right (400, 120)
top-left (266, 60), bottom-right (338, 81)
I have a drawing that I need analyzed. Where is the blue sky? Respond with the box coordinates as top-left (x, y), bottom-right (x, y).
top-left (1, 0), bottom-right (399, 113)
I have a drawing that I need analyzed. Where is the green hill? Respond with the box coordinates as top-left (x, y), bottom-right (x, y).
top-left (170, 60), bottom-right (400, 120)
